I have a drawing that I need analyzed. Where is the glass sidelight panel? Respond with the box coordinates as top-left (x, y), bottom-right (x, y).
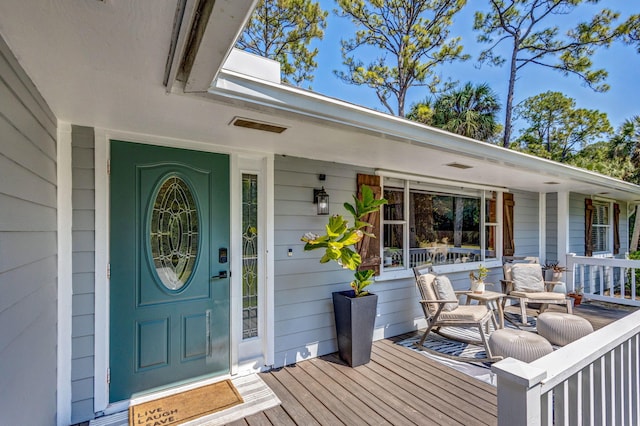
top-left (242, 174), bottom-right (259, 339)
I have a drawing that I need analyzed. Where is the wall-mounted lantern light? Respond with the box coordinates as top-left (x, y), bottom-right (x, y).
top-left (314, 187), bottom-right (330, 215)
top-left (313, 174), bottom-right (329, 215)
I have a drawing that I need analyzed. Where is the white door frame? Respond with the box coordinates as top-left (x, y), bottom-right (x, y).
top-left (93, 128), bottom-right (274, 413)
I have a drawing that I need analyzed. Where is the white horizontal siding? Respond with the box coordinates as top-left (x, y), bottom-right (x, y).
top-left (0, 34), bottom-right (57, 426)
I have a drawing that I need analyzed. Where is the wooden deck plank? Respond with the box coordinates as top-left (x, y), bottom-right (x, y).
top-left (379, 336), bottom-right (496, 398)
top-left (245, 302), bottom-right (636, 426)
top-left (286, 361), bottom-right (369, 425)
top-left (354, 357), bottom-right (464, 425)
top-left (311, 357), bottom-right (423, 425)
top-left (368, 349), bottom-right (495, 425)
top-left (297, 358), bottom-right (392, 425)
top-left (261, 405), bottom-right (296, 426)
top-left (374, 338), bottom-right (496, 403)
top-left (243, 412), bottom-right (274, 426)
top-left (322, 354), bottom-right (448, 425)
top-left (371, 343), bottom-right (497, 425)
top-left (260, 370), bottom-right (321, 426)
top-left (260, 371), bottom-right (320, 426)
top-left (269, 366), bottom-right (342, 425)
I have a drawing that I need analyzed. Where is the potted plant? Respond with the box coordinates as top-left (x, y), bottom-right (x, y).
top-left (542, 262), bottom-right (569, 282)
top-left (469, 264), bottom-right (488, 294)
top-left (301, 185), bottom-right (387, 367)
top-left (568, 286), bottom-right (583, 306)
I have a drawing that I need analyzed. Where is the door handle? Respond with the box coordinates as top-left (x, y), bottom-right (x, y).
top-left (211, 270), bottom-right (228, 279)
top-left (206, 309), bottom-right (212, 358)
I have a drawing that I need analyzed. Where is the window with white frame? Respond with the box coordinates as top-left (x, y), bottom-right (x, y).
top-left (591, 202), bottom-right (610, 253)
top-left (382, 178), bottom-right (498, 270)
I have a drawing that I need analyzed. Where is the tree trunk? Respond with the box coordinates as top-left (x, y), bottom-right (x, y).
top-left (502, 39), bottom-right (519, 148)
top-left (454, 197), bottom-right (464, 247)
top-left (631, 205), bottom-right (640, 252)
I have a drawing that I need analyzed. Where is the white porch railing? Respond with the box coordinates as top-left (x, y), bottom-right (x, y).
top-left (493, 309), bottom-right (640, 425)
top-left (407, 247), bottom-right (495, 267)
top-left (566, 253), bottom-right (640, 307)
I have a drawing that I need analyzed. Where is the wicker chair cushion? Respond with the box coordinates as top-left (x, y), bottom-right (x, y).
top-left (511, 263), bottom-right (545, 292)
top-left (434, 275), bottom-right (458, 312)
top-left (438, 305), bottom-right (489, 321)
top-left (416, 273), bottom-right (438, 315)
top-left (509, 290), bottom-right (567, 300)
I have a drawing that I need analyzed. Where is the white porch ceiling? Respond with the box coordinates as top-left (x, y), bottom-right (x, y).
top-left (0, 0), bottom-right (638, 202)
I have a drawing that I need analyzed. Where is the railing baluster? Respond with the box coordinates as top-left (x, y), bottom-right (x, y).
top-left (633, 335), bottom-right (640, 426)
top-left (541, 390), bottom-right (551, 426)
top-left (593, 356), bottom-right (607, 425)
top-left (563, 255), bottom-right (640, 306)
top-left (586, 364), bottom-right (594, 426)
top-left (495, 310), bottom-right (640, 426)
top-left (625, 339), bottom-right (632, 426)
top-left (608, 265), bottom-right (613, 297)
top-left (607, 351), bottom-right (615, 425)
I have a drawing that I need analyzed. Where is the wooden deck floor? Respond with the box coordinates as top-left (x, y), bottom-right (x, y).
top-left (226, 301), bottom-right (636, 426)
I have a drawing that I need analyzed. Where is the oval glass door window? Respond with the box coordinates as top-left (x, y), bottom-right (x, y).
top-left (150, 175), bottom-right (199, 290)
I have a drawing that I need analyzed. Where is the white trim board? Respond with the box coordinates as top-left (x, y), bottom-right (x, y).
top-left (57, 122), bottom-right (73, 426)
top-left (92, 127), bottom-right (274, 413)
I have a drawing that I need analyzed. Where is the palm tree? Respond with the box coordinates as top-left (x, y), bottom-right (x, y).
top-left (407, 82), bottom-right (501, 142)
top-left (610, 116), bottom-right (640, 183)
top-left (609, 116), bottom-right (640, 250)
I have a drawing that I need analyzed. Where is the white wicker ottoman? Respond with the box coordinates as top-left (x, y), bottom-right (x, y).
top-left (537, 312), bottom-right (593, 346)
top-left (489, 329), bottom-right (553, 362)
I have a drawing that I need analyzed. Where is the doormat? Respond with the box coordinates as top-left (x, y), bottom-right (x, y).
top-left (128, 380), bottom-right (243, 426)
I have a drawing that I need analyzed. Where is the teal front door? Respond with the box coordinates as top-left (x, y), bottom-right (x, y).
top-left (109, 141), bottom-right (230, 403)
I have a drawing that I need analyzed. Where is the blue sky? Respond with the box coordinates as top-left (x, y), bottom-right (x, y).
top-left (308, 1), bottom-right (640, 133)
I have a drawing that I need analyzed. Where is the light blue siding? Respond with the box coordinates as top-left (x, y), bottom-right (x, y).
top-left (272, 155), bottom-right (506, 367)
top-left (0, 34), bottom-right (58, 426)
top-left (513, 190), bottom-right (539, 257)
top-left (569, 193), bottom-right (630, 259)
top-left (546, 193), bottom-right (558, 263)
top-left (71, 125), bottom-right (96, 422)
top-left (273, 156), bottom-right (376, 366)
top-left (569, 193), bottom-right (586, 255)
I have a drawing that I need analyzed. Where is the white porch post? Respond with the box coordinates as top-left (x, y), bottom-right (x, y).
top-left (493, 359), bottom-right (547, 426)
top-left (539, 193), bottom-right (546, 263)
top-left (557, 191), bottom-right (570, 266)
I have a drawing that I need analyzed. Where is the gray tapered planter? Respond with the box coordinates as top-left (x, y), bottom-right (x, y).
top-left (332, 290), bottom-right (378, 367)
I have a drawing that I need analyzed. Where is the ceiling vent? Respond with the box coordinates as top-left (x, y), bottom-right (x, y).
top-left (445, 162), bottom-right (473, 170)
top-left (230, 117), bottom-right (287, 134)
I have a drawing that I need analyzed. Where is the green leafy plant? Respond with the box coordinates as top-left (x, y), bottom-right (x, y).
top-left (625, 251), bottom-right (640, 295)
top-left (469, 264), bottom-right (488, 282)
top-left (542, 261), bottom-right (569, 273)
top-left (571, 286), bottom-right (584, 296)
top-left (301, 185), bottom-right (387, 296)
